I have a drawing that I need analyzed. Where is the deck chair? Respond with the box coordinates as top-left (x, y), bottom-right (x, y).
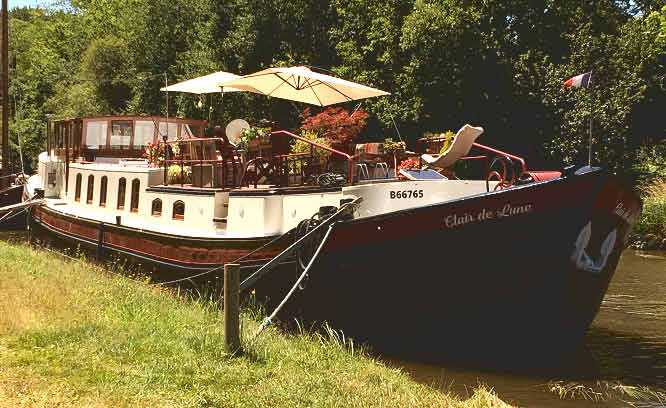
top-left (421, 124), bottom-right (484, 168)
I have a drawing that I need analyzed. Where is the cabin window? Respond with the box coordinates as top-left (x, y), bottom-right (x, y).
top-left (182, 123), bottom-right (200, 138)
top-left (56, 124), bottom-right (64, 148)
top-left (73, 121), bottom-right (82, 153)
top-left (74, 174), bottom-right (82, 201)
top-left (48, 171), bottom-right (56, 186)
top-left (117, 178), bottom-right (126, 209)
top-left (130, 179), bottom-right (140, 212)
top-left (172, 200), bottom-right (184, 220)
top-left (159, 122), bottom-right (178, 142)
top-left (151, 199), bottom-right (162, 216)
top-left (99, 176), bottom-right (108, 207)
top-left (134, 120), bottom-right (155, 150)
top-left (110, 120), bottom-right (132, 150)
top-left (85, 121), bottom-right (107, 149)
top-left (86, 175), bottom-right (94, 204)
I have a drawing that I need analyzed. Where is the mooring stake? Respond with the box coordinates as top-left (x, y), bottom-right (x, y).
top-left (224, 263), bottom-right (241, 353)
top-left (96, 222), bottom-right (104, 261)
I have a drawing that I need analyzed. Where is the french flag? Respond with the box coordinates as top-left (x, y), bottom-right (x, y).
top-left (563, 72), bottom-right (592, 88)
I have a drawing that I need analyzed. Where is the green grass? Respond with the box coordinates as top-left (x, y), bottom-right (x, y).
top-left (0, 241), bottom-right (511, 407)
top-left (545, 380), bottom-right (666, 404)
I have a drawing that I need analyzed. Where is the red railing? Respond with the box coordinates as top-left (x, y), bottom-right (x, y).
top-left (471, 142), bottom-right (527, 176)
top-left (417, 136), bottom-right (527, 177)
top-left (271, 130), bottom-right (355, 184)
top-left (159, 131), bottom-right (356, 188)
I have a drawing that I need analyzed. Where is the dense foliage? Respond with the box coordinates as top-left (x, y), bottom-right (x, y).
top-left (300, 107), bottom-right (369, 144)
top-left (4, 1), bottom-right (666, 183)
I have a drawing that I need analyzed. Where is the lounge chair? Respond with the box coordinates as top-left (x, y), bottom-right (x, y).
top-left (421, 124), bottom-right (484, 168)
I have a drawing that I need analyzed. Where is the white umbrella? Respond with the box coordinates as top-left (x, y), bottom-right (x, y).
top-left (218, 66), bottom-right (390, 106)
top-left (160, 71), bottom-right (246, 94)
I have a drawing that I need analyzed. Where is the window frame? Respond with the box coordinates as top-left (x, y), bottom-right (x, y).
top-left (74, 174), bottom-right (82, 202)
top-left (86, 175), bottom-right (94, 204)
top-left (130, 179), bottom-right (140, 213)
top-left (99, 176), bottom-right (108, 207)
top-left (151, 198), bottom-right (162, 217)
top-left (110, 120), bottom-right (133, 150)
top-left (117, 178), bottom-right (126, 210)
top-left (172, 200), bottom-right (185, 220)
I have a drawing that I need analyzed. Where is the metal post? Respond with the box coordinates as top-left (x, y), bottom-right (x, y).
top-left (26, 206), bottom-right (31, 244)
top-left (96, 222), bottom-right (105, 261)
top-left (1, 0), bottom-right (8, 189)
top-left (163, 74), bottom-right (169, 186)
top-left (224, 263), bottom-right (241, 353)
top-left (588, 71), bottom-right (594, 167)
top-left (64, 122), bottom-right (69, 194)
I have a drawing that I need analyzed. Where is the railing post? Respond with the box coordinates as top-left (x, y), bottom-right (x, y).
top-left (180, 141), bottom-right (185, 187)
top-left (199, 142), bottom-right (203, 188)
top-left (163, 140), bottom-right (168, 186)
top-left (224, 263), bottom-right (241, 353)
top-left (222, 156), bottom-right (227, 189)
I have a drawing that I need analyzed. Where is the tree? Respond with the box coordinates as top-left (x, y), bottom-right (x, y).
top-left (80, 35), bottom-right (131, 113)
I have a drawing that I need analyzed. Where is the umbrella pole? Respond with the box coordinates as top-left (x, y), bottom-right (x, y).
top-left (164, 73), bottom-right (169, 185)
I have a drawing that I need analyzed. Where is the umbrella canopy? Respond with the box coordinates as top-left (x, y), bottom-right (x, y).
top-left (160, 71), bottom-right (245, 94)
top-left (218, 66), bottom-right (390, 106)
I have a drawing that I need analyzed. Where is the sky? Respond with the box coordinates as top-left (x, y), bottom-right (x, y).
top-left (9, 0), bottom-right (61, 9)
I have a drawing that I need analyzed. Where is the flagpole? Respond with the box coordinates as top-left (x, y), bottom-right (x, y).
top-left (588, 70), bottom-right (593, 167)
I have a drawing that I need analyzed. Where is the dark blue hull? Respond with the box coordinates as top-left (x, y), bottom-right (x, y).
top-left (285, 168), bottom-right (640, 362)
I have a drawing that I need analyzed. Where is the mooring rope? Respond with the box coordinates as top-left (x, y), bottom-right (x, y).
top-left (238, 197), bottom-right (361, 293)
top-left (0, 207), bottom-right (27, 224)
top-left (250, 223), bottom-right (335, 341)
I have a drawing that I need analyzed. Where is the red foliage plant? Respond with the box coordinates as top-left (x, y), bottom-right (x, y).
top-left (300, 106), bottom-right (369, 144)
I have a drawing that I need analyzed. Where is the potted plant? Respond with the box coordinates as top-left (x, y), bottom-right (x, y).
top-left (142, 141), bottom-right (165, 168)
top-left (240, 126), bottom-right (271, 151)
top-left (291, 130), bottom-right (331, 167)
top-left (384, 138), bottom-right (406, 158)
top-left (168, 164), bottom-right (192, 184)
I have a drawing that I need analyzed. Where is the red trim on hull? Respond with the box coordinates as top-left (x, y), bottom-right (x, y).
top-left (33, 206), bottom-right (286, 266)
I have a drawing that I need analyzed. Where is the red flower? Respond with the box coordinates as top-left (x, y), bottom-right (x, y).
top-left (398, 158), bottom-right (420, 171)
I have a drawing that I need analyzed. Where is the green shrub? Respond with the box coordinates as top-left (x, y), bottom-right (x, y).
top-left (632, 141), bottom-right (666, 190)
top-left (167, 165), bottom-right (191, 184)
top-left (631, 180), bottom-right (666, 249)
top-left (291, 130), bottom-right (331, 160)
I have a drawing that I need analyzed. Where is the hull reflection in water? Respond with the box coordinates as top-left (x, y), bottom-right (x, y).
top-left (385, 250), bottom-right (666, 407)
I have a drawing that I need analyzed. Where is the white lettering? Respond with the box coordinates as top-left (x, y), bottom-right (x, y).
top-left (444, 203), bottom-right (533, 229)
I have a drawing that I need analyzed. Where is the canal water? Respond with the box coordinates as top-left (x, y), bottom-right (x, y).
top-left (389, 250), bottom-right (666, 407)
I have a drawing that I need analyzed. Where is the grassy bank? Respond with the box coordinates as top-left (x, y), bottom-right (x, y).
top-left (632, 180), bottom-right (666, 250)
top-left (0, 241), bottom-right (510, 407)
